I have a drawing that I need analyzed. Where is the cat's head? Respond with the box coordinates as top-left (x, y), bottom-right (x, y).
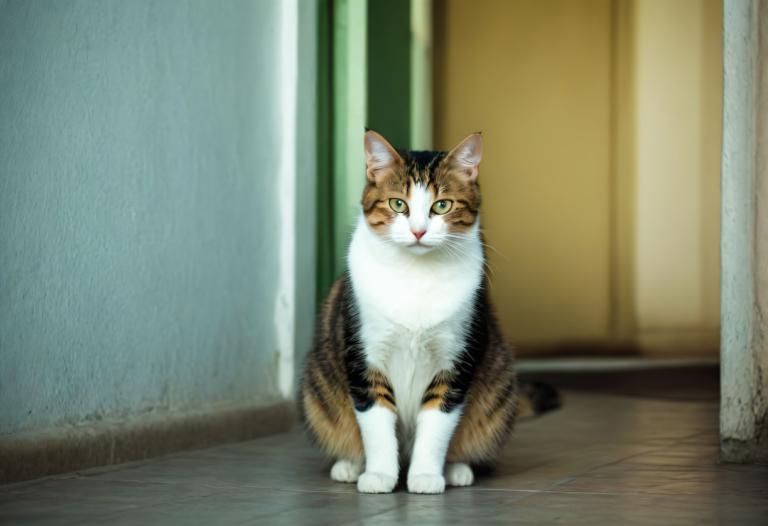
top-left (361, 130), bottom-right (483, 255)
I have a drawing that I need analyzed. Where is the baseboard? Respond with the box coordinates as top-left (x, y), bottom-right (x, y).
top-left (634, 328), bottom-right (720, 356)
top-left (0, 399), bottom-right (297, 485)
top-left (721, 438), bottom-right (768, 465)
top-left (515, 329), bottom-right (720, 359)
top-left (517, 355), bottom-right (719, 373)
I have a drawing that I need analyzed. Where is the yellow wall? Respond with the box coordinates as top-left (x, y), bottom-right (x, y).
top-left (632, 0), bottom-right (722, 352)
top-left (434, 0), bottom-right (722, 354)
top-left (434, 0), bottom-right (613, 347)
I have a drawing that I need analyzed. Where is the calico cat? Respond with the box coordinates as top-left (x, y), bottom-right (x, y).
top-left (301, 131), bottom-right (553, 494)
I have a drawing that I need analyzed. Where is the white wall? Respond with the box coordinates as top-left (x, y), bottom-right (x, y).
top-left (720, 0), bottom-right (768, 463)
top-left (0, 0), bottom-right (315, 436)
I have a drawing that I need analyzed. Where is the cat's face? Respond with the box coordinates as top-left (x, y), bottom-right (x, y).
top-left (361, 131), bottom-right (483, 255)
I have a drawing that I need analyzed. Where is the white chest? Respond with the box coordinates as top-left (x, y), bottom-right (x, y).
top-left (370, 325), bottom-right (462, 433)
top-left (347, 219), bottom-right (484, 430)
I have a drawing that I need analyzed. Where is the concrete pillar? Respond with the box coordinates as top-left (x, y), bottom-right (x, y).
top-left (720, 0), bottom-right (768, 463)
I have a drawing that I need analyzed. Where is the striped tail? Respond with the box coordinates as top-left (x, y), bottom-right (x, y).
top-left (517, 381), bottom-right (561, 418)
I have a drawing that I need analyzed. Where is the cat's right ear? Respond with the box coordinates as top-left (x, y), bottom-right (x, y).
top-left (445, 133), bottom-right (483, 183)
top-left (364, 130), bottom-right (403, 184)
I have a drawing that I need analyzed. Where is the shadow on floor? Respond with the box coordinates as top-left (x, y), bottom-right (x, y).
top-left (521, 364), bottom-right (719, 401)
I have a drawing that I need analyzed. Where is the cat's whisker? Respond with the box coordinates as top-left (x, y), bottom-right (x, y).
top-left (441, 239), bottom-right (487, 267)
top-left (442, 232), bottom-right (508, 263)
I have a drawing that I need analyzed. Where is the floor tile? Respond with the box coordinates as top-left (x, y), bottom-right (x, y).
top-left (2, 381), bottom-right (767, 526)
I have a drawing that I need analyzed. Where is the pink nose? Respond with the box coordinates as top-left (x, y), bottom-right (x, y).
top-left (412, 230), bottom-right (426, 241)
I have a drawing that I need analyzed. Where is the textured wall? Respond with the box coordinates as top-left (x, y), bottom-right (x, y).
top-left (720, 0), bottom-right (768, 463)
top-left (0, 1), bottom-right (295, 435)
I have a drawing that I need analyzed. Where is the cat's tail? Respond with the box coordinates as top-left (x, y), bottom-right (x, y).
top-left (517, 381), bottom-right (561, 418)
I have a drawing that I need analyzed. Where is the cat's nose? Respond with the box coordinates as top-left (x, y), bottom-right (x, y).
top-left (412, 230), bottom-right (426, 241)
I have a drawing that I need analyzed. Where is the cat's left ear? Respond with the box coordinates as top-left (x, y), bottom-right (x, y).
top-left (364, 130), bottom-right (404, 184)
top-left (445, 133), bottom-right (483, 183)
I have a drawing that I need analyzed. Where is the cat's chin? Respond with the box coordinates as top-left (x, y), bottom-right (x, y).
top-left (403, 243), bottom-right (435, 256)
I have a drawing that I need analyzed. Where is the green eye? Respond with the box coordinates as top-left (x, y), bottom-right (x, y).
top-left (389, 198), bottom-right (408, 213)
top-left (431, 199), bottom-right (453, 215)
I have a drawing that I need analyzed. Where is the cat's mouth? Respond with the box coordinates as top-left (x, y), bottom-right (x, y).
top-left (407, 241), bottom-right (434, 254)
top-left (410, 240), bottom-right (430, 247)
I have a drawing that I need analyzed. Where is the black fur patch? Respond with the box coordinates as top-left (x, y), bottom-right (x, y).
top-left (341, 275), bottom-right (373, 411)
top-left (441, 282), bottom-right (491, 412)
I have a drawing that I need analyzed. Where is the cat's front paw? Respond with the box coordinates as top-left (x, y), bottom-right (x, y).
top-left (357, 472), bottom-right (397, 494)
top-left (407, 473), bottom-right (446, 494)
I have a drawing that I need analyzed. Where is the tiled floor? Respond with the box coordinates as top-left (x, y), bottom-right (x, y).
top-left (2, 370), bottom-right (767, 525)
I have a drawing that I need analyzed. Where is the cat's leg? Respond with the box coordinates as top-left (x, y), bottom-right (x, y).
top-left (301, 345), bottom-right (365, 477)
top-left (407, 373), bottom-right (466, 494)
top-left (330, 458), bottom-right (363, 483)
top-left (350, 369), bottom-right (399, 493)
top-left (447, 340), bottom-right (518, 469)
top-left (356, 405), bottom-right (398, 493)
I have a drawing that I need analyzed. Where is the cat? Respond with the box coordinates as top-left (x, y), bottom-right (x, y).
top-left (300, 130), bottom-right (557, 494)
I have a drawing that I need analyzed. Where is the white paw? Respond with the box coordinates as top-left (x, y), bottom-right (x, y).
top-left (445, 462), bottom-right (474, 486)
top-left (357, 472), bottom-right (397, 493)
top-left (407, 473), bottom-right (446, 494)
top-left (330, 459), bottom-right (362, 483)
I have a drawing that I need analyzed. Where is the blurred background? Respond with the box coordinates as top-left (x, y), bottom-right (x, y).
top-left (324, 0), bottom-right (722, 358)
top-left (0, 0), bottom-right (726, 482)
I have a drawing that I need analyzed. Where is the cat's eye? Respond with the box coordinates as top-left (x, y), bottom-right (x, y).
top-left (389, 198), bottom-right (408, 214)
top-left (431, 199), bottom-right (453, 215)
